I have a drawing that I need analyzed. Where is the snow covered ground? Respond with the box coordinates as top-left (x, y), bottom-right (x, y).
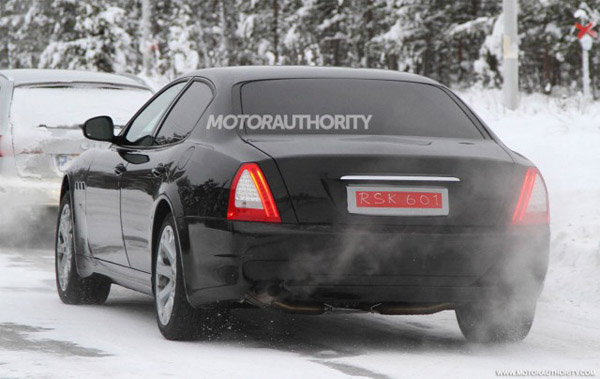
top-left (1, 90), bottom-right (599, 378)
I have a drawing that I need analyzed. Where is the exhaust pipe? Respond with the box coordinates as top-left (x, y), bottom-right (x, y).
top-left (246, 283), bottom-right (452, 316)
top-left (271, 301), bottom-right (326, 315)
top-left (245, 283), bottom-right (326, 315)
top-left (370, 303), bottom-right (453, 315)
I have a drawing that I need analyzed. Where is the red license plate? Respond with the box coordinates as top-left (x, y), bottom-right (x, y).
top-left (347, 186), bottom-right (449, 216)
top-left (355, 190), bottom-right (444, 208)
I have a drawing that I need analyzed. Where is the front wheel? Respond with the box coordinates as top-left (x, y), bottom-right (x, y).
top-left (153, 214), bottom-right (228, 341)
top-left (456, 298), bottom-right (537, 343)
top-left (55, 190), bottom-right (111, 305)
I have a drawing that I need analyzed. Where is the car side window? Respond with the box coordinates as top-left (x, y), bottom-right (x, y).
top-left (153, 81), bottom-right (213, 146)
top-left (122, 82), bottom-right (186, 146)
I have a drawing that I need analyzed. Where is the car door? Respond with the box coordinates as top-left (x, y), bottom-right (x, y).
top-left (86, 81), bottom-right (186, 266)
top-left (120, 79), bottom-right (214, 273)
top-left (85, 146), bottom-right (131, 266)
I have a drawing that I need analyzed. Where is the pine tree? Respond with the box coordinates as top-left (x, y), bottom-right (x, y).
top-left (2, 0), bottom-right (600, 95)
top-left (0, 0), bottom-right (55, 69)
top-left (33, 0), bottom-right (140, 73)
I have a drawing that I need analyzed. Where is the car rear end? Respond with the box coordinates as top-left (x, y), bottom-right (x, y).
top-left (185, 76), bottom-right (550, 316)
top-left (0, 78), bottom-right (152, 207)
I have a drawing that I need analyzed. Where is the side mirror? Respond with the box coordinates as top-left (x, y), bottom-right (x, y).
top-left (82, 116), bottom-right (114, 142)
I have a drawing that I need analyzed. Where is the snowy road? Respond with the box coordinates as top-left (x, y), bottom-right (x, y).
top-left (1, 91), bottom-right (600, 378)
top-left (0, 247), bottom-right (598, 379)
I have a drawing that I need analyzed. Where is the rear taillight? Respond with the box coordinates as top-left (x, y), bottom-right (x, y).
top-left (0, 135), bottom-right (16, 157)
top-left (227, 163), bottom-right (281, 223)
top-left (512, 167), bottom-right (549, 224)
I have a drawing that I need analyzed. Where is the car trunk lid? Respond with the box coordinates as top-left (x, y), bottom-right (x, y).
top-left (11, 125), bottom-right (110, 178)
top-left (244, 135), bottom-right (517, 226)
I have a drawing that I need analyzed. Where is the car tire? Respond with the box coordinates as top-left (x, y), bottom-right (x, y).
top-left (55, 190), bottom-right (111, 305)
top-left (455, 298), bottom-right (537, 343)
top-left (153, 214), bottom-right (228, 341)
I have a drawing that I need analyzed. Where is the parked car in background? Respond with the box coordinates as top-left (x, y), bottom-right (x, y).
top-left (0, 69), bottom-right (153, 206)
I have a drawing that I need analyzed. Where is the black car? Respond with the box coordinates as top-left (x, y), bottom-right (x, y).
top-left (55, 66), bottom-right (550, 343)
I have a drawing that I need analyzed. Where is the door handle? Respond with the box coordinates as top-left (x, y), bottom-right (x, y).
top-left (114, 163), bottom-right (127, 176)
top-left (151, 164), bottom-right (166, 177)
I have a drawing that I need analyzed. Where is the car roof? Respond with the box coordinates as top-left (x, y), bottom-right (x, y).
top-left (0, 69), bottom-right (151, 90)
top-left (180, 66), bottom-right (440, 86)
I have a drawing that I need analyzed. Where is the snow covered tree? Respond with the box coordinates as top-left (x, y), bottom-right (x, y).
top-left (235, 0), bottom-right (279, 65)
top-left (519, 0), bottom-right (573, 92)
top-left (2, 0), bottom-right (600, 95)
top-left (37, 1), bottom-right (140, 73)
top-left (0, 0), bottom-right (56, 69)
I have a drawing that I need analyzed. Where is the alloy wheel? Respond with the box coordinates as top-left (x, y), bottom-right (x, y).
top-left (56, 203), bottom-right (73, 291)
top-left (155, 225), bottom-right (178, 325)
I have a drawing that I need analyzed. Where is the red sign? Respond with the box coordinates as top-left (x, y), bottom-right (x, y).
top-left (576, 22), bottom-right (597, 39)
top-left (355, 191), bottom-right (443, 209)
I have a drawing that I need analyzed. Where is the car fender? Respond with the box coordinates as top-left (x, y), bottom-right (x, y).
top-left (150, 191), bottom-right (195, 302)
top-left (67, 155), bottom-right (96, 278)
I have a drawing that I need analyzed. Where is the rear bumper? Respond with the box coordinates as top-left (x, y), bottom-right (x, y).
top-left (181, 218), bottom-right (550, 308)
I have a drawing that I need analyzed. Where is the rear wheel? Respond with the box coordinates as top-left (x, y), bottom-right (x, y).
top-left (153, 214), bottom-right (228, 341)
top-left (456, 297), bottom-right (537, 343)
top-left (55, 190), bottom-right (111, 305)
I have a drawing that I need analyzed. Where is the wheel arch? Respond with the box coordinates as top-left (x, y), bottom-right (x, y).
top-left (151, 195), bottom-right (193, 302)
top-left (59, 175), bottom-right (70, 201)
top-left (152, 198), bottom-right (174, 263)
top-left (59, 174), bottom-right (94, 279)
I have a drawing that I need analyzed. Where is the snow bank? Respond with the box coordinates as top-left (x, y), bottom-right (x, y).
top-left (458, 89), bottom-right (600, 306)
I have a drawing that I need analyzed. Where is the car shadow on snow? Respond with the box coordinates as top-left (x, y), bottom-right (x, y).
top-left (100, 295), bottom-right (472, 379)
top-left (223, 308), bottom-right (468, 355)
top-left (103, 290), bottom-right (469, 357)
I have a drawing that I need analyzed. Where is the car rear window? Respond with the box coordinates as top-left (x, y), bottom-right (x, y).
top-left (240, 79), bottom-right (483, 139)
top-left (10, 86), bottom-right (153, 129)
